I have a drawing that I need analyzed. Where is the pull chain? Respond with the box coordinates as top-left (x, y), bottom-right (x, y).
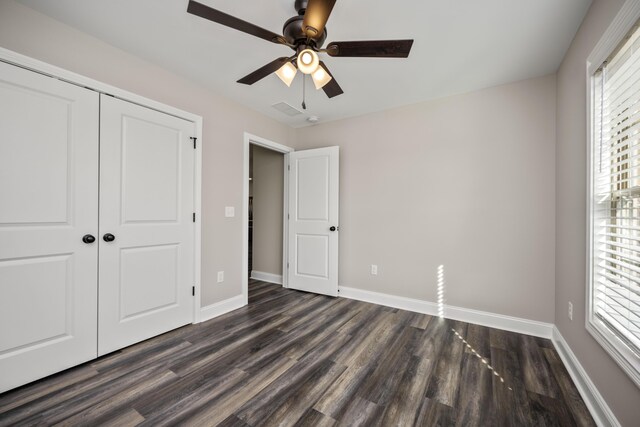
top-left (303, 37), bottom-right (311, 111)
top-left (302, 74), bottom-right (307, 110)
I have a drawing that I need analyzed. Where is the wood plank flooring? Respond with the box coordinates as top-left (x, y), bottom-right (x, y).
top-left (0, 280), bottom-right (595, 426)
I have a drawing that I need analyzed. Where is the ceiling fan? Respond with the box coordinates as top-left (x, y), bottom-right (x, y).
top-left (187, 0), bottom-right (414, 101)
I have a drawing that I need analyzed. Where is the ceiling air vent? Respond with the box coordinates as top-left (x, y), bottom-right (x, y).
top-left (271, 102), bottom-right (302, 116)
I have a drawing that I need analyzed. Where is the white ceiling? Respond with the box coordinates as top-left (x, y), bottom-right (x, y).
top-left (18, 0), bottom-right (592, 127)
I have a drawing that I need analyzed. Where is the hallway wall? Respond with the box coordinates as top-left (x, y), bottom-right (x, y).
top-left (251, 145), bottom-right (284, 278)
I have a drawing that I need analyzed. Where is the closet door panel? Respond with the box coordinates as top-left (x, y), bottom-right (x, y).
top-left (121, 116), bottom-right (180, 222)
top-left (98, 95), bottom-right (195, 356)
top-left (0, 62), bottom-right (99, 393)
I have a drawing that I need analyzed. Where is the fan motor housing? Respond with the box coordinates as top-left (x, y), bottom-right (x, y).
top-left (283, 15), bottom-right (327, 48)
top-left (294, 0), bottom-right (308, 15)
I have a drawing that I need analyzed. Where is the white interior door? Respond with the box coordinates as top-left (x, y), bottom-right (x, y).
top-left (287, 146), bottom-right (339, 296)
top-left (0, 62), bottom-right (99, 392)
top-left (98, 95), bottom-right (195, 356)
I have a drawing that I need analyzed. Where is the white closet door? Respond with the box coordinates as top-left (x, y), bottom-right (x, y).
top-left (98, 95), bottom-right (195, 356)
top-left (0, 62), bottom-right (99, 392)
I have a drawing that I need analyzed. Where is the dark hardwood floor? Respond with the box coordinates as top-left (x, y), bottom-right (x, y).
top-left (0, 280), bottom-right (594, 426)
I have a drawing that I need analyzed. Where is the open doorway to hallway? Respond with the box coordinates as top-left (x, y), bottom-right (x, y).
top-left (248, 144), bottom-right (285, 287)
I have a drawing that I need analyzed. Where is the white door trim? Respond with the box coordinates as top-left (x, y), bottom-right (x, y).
top-left (243, 132), bottom-right (294, 305)
top-left (0, 47), bottom-right (204, 324)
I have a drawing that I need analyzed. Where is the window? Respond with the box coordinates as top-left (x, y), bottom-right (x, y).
top-left (589, 21), bottom-right (640, 386)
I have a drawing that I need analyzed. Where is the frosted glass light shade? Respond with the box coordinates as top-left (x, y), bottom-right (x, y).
top-left (312, 66), bottom-right (332, 89)
top-left (275, 62), bottom-right (297, 87)
top-left (297, 49), bottom-right (319, 74)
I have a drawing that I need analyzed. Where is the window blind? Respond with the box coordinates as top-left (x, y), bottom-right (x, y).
top-left (592, 26), bottom-right (640, 356)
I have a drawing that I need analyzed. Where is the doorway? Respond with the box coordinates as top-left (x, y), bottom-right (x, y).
top-left (249, 144), bottom-right (285, 286)
top-left (242, 133), bottom-right (293, 304)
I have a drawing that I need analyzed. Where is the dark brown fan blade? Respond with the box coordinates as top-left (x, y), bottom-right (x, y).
top-left (319, 61), bottom-right (343, 98)
top-left (237, 57), bottom-right (290, 85)
top-left (187, 0), bottom-right (287, 45)
top-left (326, 40), bottom-right (414, 58)
top-left (302, 0), bottom-right (336, 38)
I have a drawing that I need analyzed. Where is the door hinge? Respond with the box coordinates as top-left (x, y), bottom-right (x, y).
top-left (288, 165), bottom-right (290, 171)
top-left (287, 262), bottom-right (289, 269)
top-left (287, 213), bottom-right (290, 220)
top-left (192, 286), bottom-right (195, 296)
top-left (190, 137), bottom-right (197, 149)
top-left (193, 212), bottom-right (196, 223)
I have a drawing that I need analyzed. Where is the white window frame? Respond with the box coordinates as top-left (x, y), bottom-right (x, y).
top-left (586, 0), bottom-right (640, 389)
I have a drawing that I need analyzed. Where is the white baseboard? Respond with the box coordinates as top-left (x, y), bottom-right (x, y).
top-left (338, 286), bottom-right (553, 338)
top-left (250, 270), bottom-right (283, 285)
top-left (552, 327), bottom-right (620, 427)
top-left (199, 294), bottom-right (245, 323)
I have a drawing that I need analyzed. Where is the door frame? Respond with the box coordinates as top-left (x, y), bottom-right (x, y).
top-left (242, 132), bottom-right (294, 304)
top-left (0, 47), bottom-right (204, 323)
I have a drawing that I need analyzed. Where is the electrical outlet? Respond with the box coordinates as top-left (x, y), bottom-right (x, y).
top-left (217, 271), bottom-right (224, 283)
top-left (225, 207), bottom-right (235, 218)
top-left (568, 301), bottom-right (573, 321)
top-left (371, 264), bottom-right (378, 275)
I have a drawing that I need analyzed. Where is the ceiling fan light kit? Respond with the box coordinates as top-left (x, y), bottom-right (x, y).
top-left (311, 66), bottom-right (332, 89)
top-left (275, 62), bottom-right (298, 87)
top-left (297, 49), bottom-right (319, 74)
top-left (187, 0), bottom-right (414, 102)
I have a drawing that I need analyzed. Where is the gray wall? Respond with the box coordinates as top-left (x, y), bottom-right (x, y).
top-left (556, 0), bottom-right (640, 425)
top-left (251, 145), bottom-right (284, 277)
top-left (294, 74), bottom-right (557, 323)
top-left (0, 0), bottom-right (292, 307)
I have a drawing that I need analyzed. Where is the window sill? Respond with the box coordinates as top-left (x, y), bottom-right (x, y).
top-left (586, 316), bottom-right (640, 388)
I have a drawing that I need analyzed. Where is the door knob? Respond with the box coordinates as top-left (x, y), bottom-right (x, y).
top-left (329, 226), bottom-right (337, 232)
top-left (82, 234), bottom-right (95, 244)
top-left (103, 233), bottom-right (116, 242)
